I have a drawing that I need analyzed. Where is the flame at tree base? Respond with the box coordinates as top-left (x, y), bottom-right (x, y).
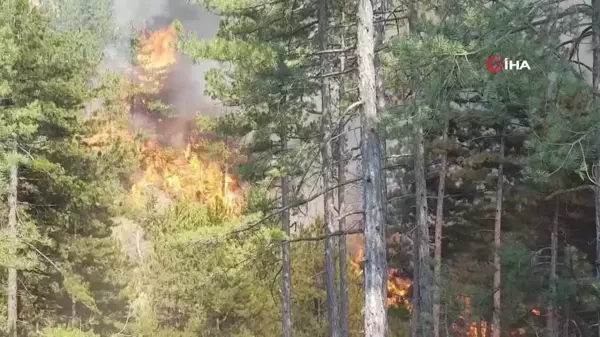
top-left (349, 245), bottom-right (531, 337)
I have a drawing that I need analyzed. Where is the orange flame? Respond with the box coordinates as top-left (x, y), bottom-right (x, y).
top-left (130, 139), bottom-right (242, 214)
top-left (137, 25), bottom-right (177, 71)
top-left (350, 247), bottom-right (529, 337)
top-left (122, 24), bottom-right (244, 217)
top-left (350, 247), bottom-right (412, 310)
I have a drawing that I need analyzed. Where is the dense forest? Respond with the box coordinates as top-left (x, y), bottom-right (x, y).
top-left (4, 0), bottom-right (600, 336)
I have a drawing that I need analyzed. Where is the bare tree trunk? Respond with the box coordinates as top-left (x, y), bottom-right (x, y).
top-left (491, 136), bottom-right (505, 337)
top-left (357, 0), bottom-right (387, 334)
top-left (406, 7), bottom-right (422, 337)
top-left (592, 2), bottom-right (600, 334)
top-left (337, 130), bottom-right (349, 337)
top-left (281, 132), bottom-right (293, 337)
top-left (318, 0), bottom-right (340, 334)
top-left (7, 153), bottom-right (19, 337)
top-left (373, 0), bottom-right (386, 227)
top-left (410, 206), bottom-right (419, 334)
top-left (414, 106), bottom-right (432, 337)
top-left (546, 199), bottom-right (558, 337)
top-left (411, 229), bottom-right (419, 337)
top-left (433, 119), bottom-right (448, 337)
top-left (593, 0), bottom-right (600, 284)
top-left (476, 319), bottom-right (483, 337)
top-left (337, 11), bottom-right (349, 335)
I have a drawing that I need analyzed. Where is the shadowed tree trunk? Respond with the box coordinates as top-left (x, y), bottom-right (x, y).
top-left (318, 0), bottom-right (340, 334)
top-left (357, 0), bottom-right (387, 334)
top-left (7, 149), bottom-right (19, 337)
top-left (546, 198), bottom-right (558, 337)
top-left (433, 118), bottom-right (448, 337)
top-left (413, 105), bottom-right (432, 337)
top-left (337, 6), bottom-right (349, 337)
top-left (281, 130), bottom-right (293, 337)
top-left (491, 136), bottom-right (505, 337)
top-left (592, 1), bottom-right (600, 334)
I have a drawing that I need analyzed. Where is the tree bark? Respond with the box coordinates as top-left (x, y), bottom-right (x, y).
top-left (281, 132), bottom-right (293, 337)
top-left (593, 0), bottom-right (600, 284)
top-left (318, 0), bottom-right (340, 334)
top-left (491, 136), bottom-right (505, 337)
top-left (546, 198), bottom-right (558, 337)
top-left (414, 106), bottom-right (432, 337)
top-left (411, 242), bottom-right (419, 336)
top-left (433, 118), bottom-right (448, 337)
top-left (7, 153), bottom-right (18, 337)
top-left (337, 139), bottom-right (349, 337)
top-left (592, 1), bottom-right (600, 333)
top-left (357, 0), bottom-right (387, 334)
top-left (337, 9), bottom-right (349, 336)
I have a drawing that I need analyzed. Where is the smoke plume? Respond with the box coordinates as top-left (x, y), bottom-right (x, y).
top-left (103, 0), bottom-right (221, 118)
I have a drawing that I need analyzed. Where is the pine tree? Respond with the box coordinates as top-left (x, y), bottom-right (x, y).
top-left (0, 1), bottom-right (135, 335)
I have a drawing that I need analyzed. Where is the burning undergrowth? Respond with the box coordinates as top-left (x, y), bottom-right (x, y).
top-left (87, 22), bottom-right (245, 218)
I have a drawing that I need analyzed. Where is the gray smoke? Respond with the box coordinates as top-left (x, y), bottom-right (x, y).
top-left (102, 0), bottom-right (221, 117)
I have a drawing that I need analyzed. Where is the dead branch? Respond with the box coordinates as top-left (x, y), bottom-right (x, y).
top-left (544, 185), bottom-right (593, 201)
top-left (285, 228), bottom-right (363, 243)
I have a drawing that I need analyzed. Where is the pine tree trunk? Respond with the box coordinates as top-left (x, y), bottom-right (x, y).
top-left (491, 137), bottom-right (505, 337)
top-left (593, 0), bottom-right (600, 283)
top-left (357, 0), bottom-right (387, 334)
top-left (411, 230), bottom-right (420, 337)
top-left (433, 119), bottom-right (448, 337)
top-left (281, 132), bottom-right (293, 337)
top-left (592, 2), bottom-right (600, 334)
top-left (373, 0), bottom-right (386, 228)
top-left (7, 155), bottom-right (18, 337)
top-left (337, 8), bottom-right (349, 337)
top-left (414, 106), bottom-right (432, 337)
top-left (476, 319), bottom-right (483, 337)
top-left (546, 198), bottom-right (558, 337)
top-left (318, 0), bottom-right (340, 334)
top-left (337, 133), bottom-right (349, 337)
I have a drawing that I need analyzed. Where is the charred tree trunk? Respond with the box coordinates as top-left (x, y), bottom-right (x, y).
top-left (281, 131), bottom-right (293, 337)
top-left (546, 199), bottom-right (558, 337)
top-left (414, 106), bottom-right (432, 337)
top-left (7, 151), bottom-right (18, 337)
top-left (357, 0), bottom-right (387, 334)
top-left (491, 136), bottom-right (505, 337)
top-left (318, 0), bottom-right (340, 334)
top-left (433, 118), bottom-right (448, 337)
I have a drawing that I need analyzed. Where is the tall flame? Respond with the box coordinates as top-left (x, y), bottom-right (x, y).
top-left (137, 25), bottom-right (178, 71)
top-left (122, 24), bottom-right (244, 217)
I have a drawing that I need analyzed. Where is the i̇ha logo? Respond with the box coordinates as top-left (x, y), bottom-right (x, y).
top-left (486, 55), bottom-right (531, 73)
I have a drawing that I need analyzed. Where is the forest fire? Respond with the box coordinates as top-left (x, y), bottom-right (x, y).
top-left (350, 247), bottom-right (412, 309)
top-left (137, 25), bottom-right (178, 71)
top-left (130, 139), bottom-right (243, 215)
top-left (123, 24), bottom-right (243, 215)
top-left (349, 248), bottom-right (528, 337)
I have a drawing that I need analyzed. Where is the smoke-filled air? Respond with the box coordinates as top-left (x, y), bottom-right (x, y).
top-left (2, 0), bottom-right (600, 336)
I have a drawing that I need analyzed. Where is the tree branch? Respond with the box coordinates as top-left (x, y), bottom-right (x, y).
top-left (544, 185), bottom-right (593, 201)
top-left (285, 228), bottom-right (363, 243)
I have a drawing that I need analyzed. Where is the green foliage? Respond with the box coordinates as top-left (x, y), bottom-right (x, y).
top-left (40, 326), bottom-right (100, 337)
